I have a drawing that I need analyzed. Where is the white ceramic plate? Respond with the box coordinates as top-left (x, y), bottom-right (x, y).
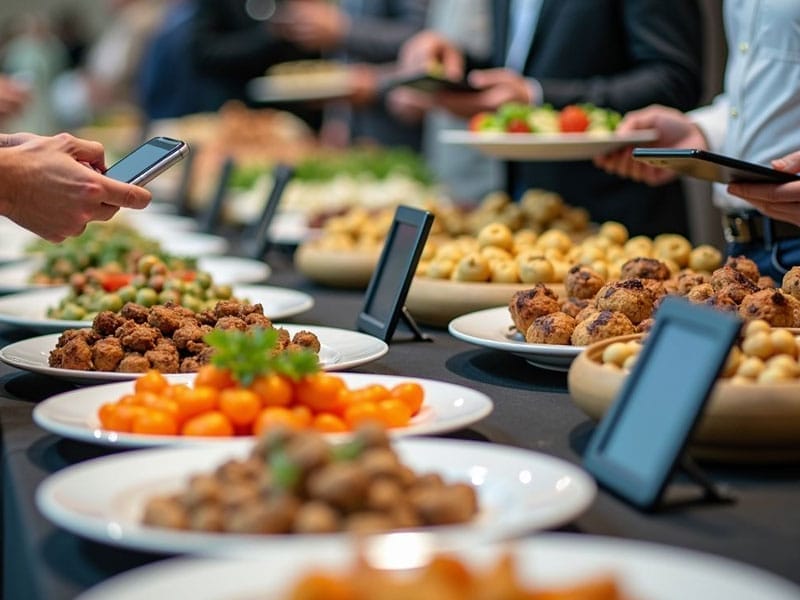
top-left (0, 285), bottom-right (313, 333)
top-left (32, 371), bottom-right (491, 447)
top-left (247, 72), bottom-right (352, 103)
top-left (36, 438), bottom-right (594, 556)
top-left (439, 129), bottom-right (658, 161)
top-left (448, 306), bottom-right (581, 372)
top-left (158, 231), bottom-right (229, 257)
top-left (75, 533), bottom-right (800, 600)
top-left (3, 324), bottom-right (387, 385)
top-left (0, 256), bottom-right (270, 294)
top-left (0, 219), bottom-right (38, 262)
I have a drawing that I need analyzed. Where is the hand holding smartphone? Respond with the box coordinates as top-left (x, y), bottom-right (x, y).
top-left (104, 136), bottom-right (189, 186)
top-left (631, 148), bottom-right (800, 184)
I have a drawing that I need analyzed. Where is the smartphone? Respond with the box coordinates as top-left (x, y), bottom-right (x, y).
top-left (381, 72), bottom-right (478, 94)
top-left (104, 136), bottom-right (189, 186)
top-left (631, 148), bottom-right (799, 184)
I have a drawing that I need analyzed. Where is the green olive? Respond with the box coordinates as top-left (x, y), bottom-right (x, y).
top-left (211, 284), bottom-right (233, 300)
top-left (100, 294), bottom-right (123, 312)
top-left (181, 295), bottom-right (203, 313)
top-left (117, 285), bottom-right (137, 303)
top-left (194, 271), bottom-right (212, 289)
top-left (136, 288), bottom-right (158, 307)
top-left (183, 282), bottom-right (203, 298)
top-left (137, 254), bottom-right (160, 276)
top-left (60, 303), bottom-right (86, 320)
top-left (148, 275), bottom-right (166, 293)
top-left (163, 278), bottom-right (183, 292)
top-left (158, 289), bottom-right (181, 305)
top-left (131, 274), bottom-right (147, 288)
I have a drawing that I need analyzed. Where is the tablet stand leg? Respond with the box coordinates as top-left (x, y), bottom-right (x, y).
top-left (400, 306), bottom-right (432, 342)
top-left (679, 454), bottom-right (735, 503)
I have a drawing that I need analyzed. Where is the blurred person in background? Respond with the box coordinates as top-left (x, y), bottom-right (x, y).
top-left (274, 0), bottom-right (428, 149)
top-left (594, 1), bottom-right (800, 279)
top-left (0, 132), bottom-right (151, 241)
top-left (392, 0), bottom-right (703, 237)
top-left (0, 76), bottom-right (30, 126)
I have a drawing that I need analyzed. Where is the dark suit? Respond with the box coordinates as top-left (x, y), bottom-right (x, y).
top-left (487, 0), bottom-right (703, 237)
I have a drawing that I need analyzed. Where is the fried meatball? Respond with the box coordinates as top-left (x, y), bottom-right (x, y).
top-left (116, 321), bottom-right (161, 352)
top-left (571, 310), bottom-right (635, 346)
top-left (180, 356), bottom-right (203, 373)
top-left (674, 270), bottom-right (709, 295)
top-left (245, 313), bottom-right (273, 328)
top-left (54, 328), bottom-right (99, 348)
top-left (92, 311), bottom-right (126, 337)
top-left (274, 327), bottom-right (292, 350)
top-left (620, 257), bottom-right (671, 281)
top-left (782, 266), bottom-right (800, 300)
top-left (147, 305), bottom-right (185, 336)
top-left (739, 289), bottom-right (800, 327)
top-left (92, 337), bottom-right (124, 371)
top-left (145, 344), bottom-right (180, 373)
top-left (560, 297), bottom-right (590, 318)
top-left (120, 302), bottom-right (150, 323)
top-left (49, 335), bottom-right (94, 370)
top-left (173, 323), bottom-right (211, 351)
top-left (215, 316), bottom-right (248, 331)
top-left (118, 352), bottom-right (151, 373)
top-left (564, 265), bottom-right (605, 300)
top-left (525, 312), bottom-right (576, 345)
top-left (291, 331), bottom-right (321, 353)
top-left (595, 279), bottom-right (654, 325)
top-left (508, 284), bottom-right (561, 333)
top-left (725, 255), bottom-right (760, 283)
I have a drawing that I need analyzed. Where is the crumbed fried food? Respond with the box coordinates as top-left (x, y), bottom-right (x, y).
top-left (571, 310), bottom-right (635, 346)
top-left (508, 284), bottom-right (561, 333)
top-left (54, 327), bottom-right (99, 348)
top-left (620, 257), bottom-right (671, 281)
top-left (93, 311), bottom-right (126, 336)
top-left (117, 321), bottom-right (161, 352)
top-left (574, 305), bottom-right (600, 323)
top-left (595, 279), bottom-right (654, 325)
top-left (147, 304), bottom-right (186, 336)
top-left (710, 265), bottom-right (759, 301)
top-left (171, 323), bottom-right (208, 351)
top-left (274, 327), bottom-right (291, 350)
top-left (636, 318), bottom-right (654, 333)
top-left (674, 270), bottom-right (709, 295)
top-left (291, 330), bottom-right (321, 353)
top-left (782, 266), bottom-right (800, 300)
top-left (245, 313), bottom-right (273, 328)
top-left (717, 282), bottom-right (755, 304)
top-left (50, 335), bottom-right (94, 370)
top-left (525, 312), bottom-right (576, 345)
top-left (757, 275), bottom-right (776, 290)
top-left (120, 302), bottom-right (150, 323)
top-left (215, 316), bottom-right (248, 331)
top-left (92, 337), bottom-right (124, 371)
top-left (118, 352), bottom-right (151, 372)
top-left (702, 293), bottom-right (738, 313)
top-left (641, 279), bottom-right (668, 302)
top-left (146, 344), bottom-right (180, 373)
top-left (725, 255), bottom-right (760, 283)
top-left (687, 283), bottom-right (714, 303)
top-left (560, 297), bottom-right (591, 318)
top-left (739, 289), bottom-right (800, 326)
top-left (180, 356), bottom-right (203, 373)
top-left (564, 265), bottom-right (605, 300)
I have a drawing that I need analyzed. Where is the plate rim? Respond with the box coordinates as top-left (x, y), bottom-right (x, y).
top-left (35, 437), bottom-right (595, 556)
top-left (439, 128), bottom-right (659, 145)
top-left (32, 371), bottom-right (491, 448)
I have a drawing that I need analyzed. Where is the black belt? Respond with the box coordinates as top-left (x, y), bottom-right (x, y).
top-left (722, 211), bottom-right (800, 246)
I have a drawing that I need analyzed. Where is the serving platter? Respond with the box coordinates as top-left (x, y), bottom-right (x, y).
top-left (36, 438), bottom-right (595, 555)
top-left (294, 244), bottom-right (378, 289)
top-left (76, 533), bottom-right (800, 600)
top-left (568, 333), bottom-right (800, 462)
top-left (3, 324), bottom-right (387, 385)
top-left (0, 256), bottom-right (270, 294)
top-left (247, 70), bottom-right (353, 103)
top-left (439, 129), bottom-right (658, 161)
top-left (32, 372), bottom-right (491, 447)
top-left (0, 285), bottom-right (313, 333)
top-left (447, 306), bottom-right (580, 371)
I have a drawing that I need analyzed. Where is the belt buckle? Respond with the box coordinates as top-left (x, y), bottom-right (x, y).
top-left (723, 214), bottom-right (752, 244)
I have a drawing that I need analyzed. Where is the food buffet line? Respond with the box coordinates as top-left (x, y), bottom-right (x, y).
top-left (1, 105), bottom-right (800, 599)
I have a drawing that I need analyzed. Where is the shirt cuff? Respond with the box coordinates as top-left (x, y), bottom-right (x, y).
top-left (524, 77), bottom-right (543, 105)
top-left (688, 96), bottom-right (728, 152)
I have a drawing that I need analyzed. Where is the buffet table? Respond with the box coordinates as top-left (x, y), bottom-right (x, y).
top-left (2, 250), bottom-right (799, 599)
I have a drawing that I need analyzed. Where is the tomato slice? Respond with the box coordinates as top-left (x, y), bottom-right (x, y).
top-left (100, 273), bottom-right (133, 292)
top-left (559, 105), bottom-right (590, 133)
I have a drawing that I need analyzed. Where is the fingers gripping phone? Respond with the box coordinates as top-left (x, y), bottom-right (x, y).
top-left (104, 136), bottom-right (189, 186)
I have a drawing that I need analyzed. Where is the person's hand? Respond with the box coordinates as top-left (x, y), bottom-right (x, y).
top-left (593, 105), bottom-right (708, 186)
top-left (273, 1), bottom-right (349, 52)
top-left (398, 31), bottom-right (464, 81)
top-left (386, 86), bottom-right (432, 124)
top-left (346, 63), bottom-right (379, 106)
top-left (0, 132), bottom-right (152, 242)
top-left (728, 150), bottom-right (800, 227)
top-left (0, 76), bottom-right (30, 123)
top-left (434, 68), bottom-right (534, 119)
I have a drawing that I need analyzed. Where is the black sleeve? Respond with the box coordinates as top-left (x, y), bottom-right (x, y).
top-left (341, 0), bottom-right (429, 62)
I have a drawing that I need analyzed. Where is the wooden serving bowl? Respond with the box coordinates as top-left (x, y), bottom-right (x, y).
top-left (294, 245), bottom-right (378, 289)
top-left (568, 333), bottom-right (800, 463)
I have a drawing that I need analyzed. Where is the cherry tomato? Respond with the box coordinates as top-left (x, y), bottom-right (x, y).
top-left (389, 382), bottom-right (424, 416)
top-left (376, 398), bottom-right (412, 428)
top-left (250, 374), bottom-right (293, 407)
top-left (468, 111), bottom-right (493, 132)
top-left (559, 105), bottom-right (590, 132)
top-left (312, 413), bottom-right (348, 433)
top-left (131, 408), bottom-right (178, 435)
top-left (295, 373), bottom-right (347, 413)
top-left (174, 385), bottom-right (219, 424)
top-left (194, 364), bottom-right (236, 390)
top-left (343, 402), bottom-right (382, 430)
top-left (219, 388), bottom-right (261, 427)
top-left (181, 411), bottom-right (234, 437)
top-left (99, 272), bottom-right (133, 292)
top-left (506, 117), bottom-right (532, 133)
top-left (253, 407), bottom-right (303, 435)
top-left (134, 370), bottom-right (168, 394)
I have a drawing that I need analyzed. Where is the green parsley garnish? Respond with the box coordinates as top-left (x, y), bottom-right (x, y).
top-left (204, 327), bottom-right (320, 386)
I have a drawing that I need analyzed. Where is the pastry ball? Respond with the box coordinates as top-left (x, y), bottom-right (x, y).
top-left (571, 310), bottom-right (635, 346)
top-left (725, 255), bottom-right (760, 283)
top-left (782, 266), bottom-right (800, 300)
top-left (564, 265), bottom-right (605, 300)
top-left (739, 289), bottom-right (800, 327)
top-left (702, 292), bottom-right (739, 313)
top-left (687, 283), bottom-right (714, 303)
top-left (758, 275), bottom-right (776, 290)
top-left (508, 284), bottom-right (561, 333)
top-left (674, 269), bottom-right (710, 295)
top-left (620, 257), bottom-right (671, 281)
top-left (595, 279), bottom-right (654, 325)
top-left (560, 297), bottom-right (591, 318)
top-left (525, 312), bottom-right (577, 345)
top-left (710, 265), bottom-right (760, 298)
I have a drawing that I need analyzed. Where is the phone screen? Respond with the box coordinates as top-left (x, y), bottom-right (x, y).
top-left (105, 137), bottom-right (186, 185)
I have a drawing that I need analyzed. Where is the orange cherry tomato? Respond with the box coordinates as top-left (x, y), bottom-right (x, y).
top-left (343, 401), bottom-right (382, 430)
top-left (376, 398), bottom-right (412, 428)
top-left (389, 382), bottom-right (424, 416)
top-left (194, 364), bottom-right (236, 390)
top-left (312, 412), bottom-right (348, 433)
top-left (131, 408), bottom-right (178, 435)
top-left (291, 405), bottom-right (313, 428)
top-left (250, 373), bottom-right (293, 407)
top-left (559, 105), bottom-right (590, 132)
top-left (102, 404), bottom-right (149, 433)
top-left (162, 383), bottom-right (191, 401)
top-left (219, 388), bottom-right (261, 427)
top-left (295, 373), bottom-right (347, 413)
top-left (290, 573), bottom-right (354, 600)
top-left (174, 385), bottom-right (219, 424)
top-left (181, 411), bottom-right (234, 437)
top-left (98, 402), bottom-right (118, 430)
top-left (134, 369), bottom-right (168, 394)
top-left (253, 407), bottom-right (303, 435)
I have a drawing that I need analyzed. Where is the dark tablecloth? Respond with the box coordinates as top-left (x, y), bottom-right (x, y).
top-left (2, 250), bottom-right (799, 599)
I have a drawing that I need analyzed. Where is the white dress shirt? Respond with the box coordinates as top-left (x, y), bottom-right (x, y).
top-left (690, 0), bottom-right (800, 211)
